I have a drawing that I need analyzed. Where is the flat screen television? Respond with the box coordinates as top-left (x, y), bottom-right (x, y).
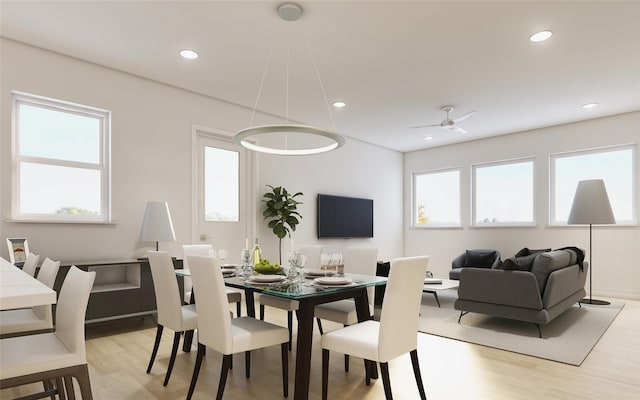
top-left (317, 194), bottom-right (374, 238)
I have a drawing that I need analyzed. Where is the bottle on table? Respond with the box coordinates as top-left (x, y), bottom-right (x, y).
top-left (253, 238), bottom-right (261, 267)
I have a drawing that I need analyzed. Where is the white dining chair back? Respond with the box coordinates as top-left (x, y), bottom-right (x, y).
top-left (182, 244), bottom-right (242, 315)
top-left (299, 245), bottom-right (323, 269)
top-left (148, 251), bottom-right (186, 330)
top-left (0, 266), bottom-right (96, 399)
top-left (187, 255), bottom-right (233, 354)
top-left (146, 250), bottom-right (198, 386)
top-left (378, 256), bottom-right (428, 361)
top-left (0, 257), bottom-right (61, 337)
top-left (186, 255), bottom-right (289, 400)
top-left (344, 247), bottom-right (378, 303)
top-left (21, 253), bottom-right (40, 277)
top-left (36, 257), bottom-right (61, 289)
top-left (321, 255), bottom-right (429, 400)
top-left (182, 244), bottom-right (214, 304)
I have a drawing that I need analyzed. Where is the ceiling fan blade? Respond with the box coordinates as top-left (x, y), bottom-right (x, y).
top-left (449, 126), bottom-right (467, 134)
top-left (408, 123), bottom-right (440, 129)
top-left (452, 111), bottom-right (477, 123)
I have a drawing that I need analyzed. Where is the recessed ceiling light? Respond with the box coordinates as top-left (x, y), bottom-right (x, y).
top-left (529, 30), bottom-right (553, 42)
top-left (582, 103), bottom-right (598, 109)
top-left (424, 136), bottom-right (433, 140)
top-left (332, 101), bottom-right (346, 108)
top-left (179, 49), bottom-right (199, 60)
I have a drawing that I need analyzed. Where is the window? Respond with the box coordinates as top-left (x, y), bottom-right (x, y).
top-left (12, 92), bottom-right (111, 222)
top-left (413, 168), bottom-right (460, 227)
top-left (204, 146), bottom-right (239, 222)
top-left (550, 144), bottom-right (637, 225)
top-left (472, 158), bottom-right (535, 226)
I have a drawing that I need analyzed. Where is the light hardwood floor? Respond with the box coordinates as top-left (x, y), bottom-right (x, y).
top-left (2, 295), bottom-right (639, 400)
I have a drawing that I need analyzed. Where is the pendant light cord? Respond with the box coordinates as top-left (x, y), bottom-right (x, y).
top-left (308, 41), bottom-right (338, 133)
top-left (249, 38), bottom-right (276, 127)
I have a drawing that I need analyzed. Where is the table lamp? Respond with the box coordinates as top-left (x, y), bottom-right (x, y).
top-left (140, 201), bottom-right (176, 251)
top-left (567, 179), bottom-right (615, 305)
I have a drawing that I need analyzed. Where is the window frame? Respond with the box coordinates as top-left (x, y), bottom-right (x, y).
top-left (549, 143), bottom-right (637, 226)
top-left (471, 157), bottom-right (536, 227)
top-left (411, 167), bottom-right (461, 228)
top-left (11, 91), bottom-right (111, 223)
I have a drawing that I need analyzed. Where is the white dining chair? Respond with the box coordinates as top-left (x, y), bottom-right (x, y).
top-left (321, 255), bottom-right (429, 400)
top-left (0, 257), bottom-right (61, 337)
top-left (186, 255), bottom-right (289, 400)
top-left (257, 244), bottom-right (323, 350)
top-left (182, 244), bottom-right (242, 316)
top-left (146, 250), bottom-right (198, 386)
top-left (299, 245), bottom-right (323, 269)
top-left (314, 247), bottom-right (378, 370)
top-left (0, 266), bottom-right (96, 399)
top-left (21, 253), bottom-right (40, 277)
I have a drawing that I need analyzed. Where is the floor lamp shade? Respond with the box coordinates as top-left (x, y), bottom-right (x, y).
top-left (140, 201), bottom-right (176, 251)
top-left (567, 179), bottom-right (615, 225)
top-left (567, 179), bottom-right (615, 305)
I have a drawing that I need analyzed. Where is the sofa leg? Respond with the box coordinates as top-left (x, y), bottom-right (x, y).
top-left (534, 323), bottom-right (542, 338)
top-left (457, 311), bottom-right (468, 324)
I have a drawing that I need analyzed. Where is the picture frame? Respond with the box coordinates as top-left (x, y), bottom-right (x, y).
top-left (6, 237), bottom-right (29, 266)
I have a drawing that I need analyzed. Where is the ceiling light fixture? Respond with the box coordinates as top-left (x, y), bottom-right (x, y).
top-left (529, 30), bottom-right (553, 42)
top-left (332, 101), bottom-right (346, 108)
top-left (179, 49), bottom-right (199, 60)
top-left (424, 136), bottom-right (433, 140)
top-left (233, 3), bottom-right (345, 156)
top-left (581, 103), bottom-right (598, 109)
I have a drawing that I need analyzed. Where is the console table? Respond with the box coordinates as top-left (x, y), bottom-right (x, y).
top-left (55, 258), bottom-right (183, 323)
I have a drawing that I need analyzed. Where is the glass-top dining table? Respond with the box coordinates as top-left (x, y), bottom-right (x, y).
top-left (175, 268), bottom-right (387, 400)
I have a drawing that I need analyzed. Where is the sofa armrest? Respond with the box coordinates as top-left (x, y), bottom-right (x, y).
top-left (458, 268), bottom-right (543, 309)
top-left (542, 262), bottom-right (589, 308)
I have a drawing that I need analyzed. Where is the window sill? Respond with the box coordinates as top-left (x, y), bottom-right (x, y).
top-left (5, 219), bottom-right (117, 225)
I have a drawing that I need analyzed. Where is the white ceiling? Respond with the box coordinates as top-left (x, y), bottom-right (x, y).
top-left (2, 1), bottom-right (639, 153)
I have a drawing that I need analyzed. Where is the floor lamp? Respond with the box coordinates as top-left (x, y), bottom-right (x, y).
top-left (140, 201), bottom-right (176, 251)
top-left (567, 179), bottom-right (615, 305)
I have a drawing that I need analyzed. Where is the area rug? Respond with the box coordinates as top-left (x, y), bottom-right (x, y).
top-left (417, 290), bottom-right (624, 366)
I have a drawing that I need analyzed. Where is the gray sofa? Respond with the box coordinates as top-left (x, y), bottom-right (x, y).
top-left (454, 249), bottom-right (588, 337)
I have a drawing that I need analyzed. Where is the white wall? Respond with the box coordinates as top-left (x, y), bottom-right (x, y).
top-left (0, 39), bottom-right (404, 264)
top-left (404, 111), bottom-right (640, 299)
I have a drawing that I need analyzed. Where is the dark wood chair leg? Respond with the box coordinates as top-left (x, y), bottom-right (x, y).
top-left (380, 362), bottom-right (393, 399)
top-left (281, 343), bottom-right (288, 398)
top-left (236, 301), bottom-right (241, 317)
top-left (365, 360), bottom-right (371, 386)
top-left (344, 354), bottom-right (350, 372)
top-left (146, 325), bottom-right (164, 373)
top-left (535, 323), bottom-right (543, 338)
top-left (74, 365), bottom-right (93, 400)
top-left (216, 354), bottom-right (233, 400)
top-left (316, 317), bottom-right (324, 335)
top-left (56, 377), bottom-right (67, 400)
top-left (245, 351), bottom-right (251, 378)
top-left (322, 349), bottom-right (330, 400)
top-left (64, 376), bottom-right (76, 400)
top-left (186, 343), bottom-right (206, 400)
top-left (163, 331), bottom-right (181, 386)
top-left (287, 311), bottom-right (293, 351)
top-left (410, 349), bottom-right (427, 400)
top-left (260, 304), bottom-right (265, 320)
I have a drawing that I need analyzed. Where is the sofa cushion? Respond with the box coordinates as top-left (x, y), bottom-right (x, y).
top-left (464, 249), bottom-right (498, 268)
top-left (514, 247), bottom-right (551, 257)
top-left (501, 253), bottom-right (539, 271)
top-left (530, 250), bottom-right (572, 292)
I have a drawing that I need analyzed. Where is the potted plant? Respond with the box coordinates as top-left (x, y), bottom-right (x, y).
top-left (262, 185), bottom-right (303, 264)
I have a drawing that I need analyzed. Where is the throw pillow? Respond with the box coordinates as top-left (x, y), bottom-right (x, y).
top-left (463, 249), bottom-right (497, 267)
top-left (514, 247), bottom-right (552, 257)
top-left (501, 253), bottom-right (539, 271)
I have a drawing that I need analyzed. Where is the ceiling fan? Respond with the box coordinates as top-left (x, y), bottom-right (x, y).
top-left (409, 105), bottom-right (477, 134)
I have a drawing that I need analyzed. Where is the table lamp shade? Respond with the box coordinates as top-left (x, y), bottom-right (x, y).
top-left (140, 201), bottom-right (176, 244)
top-left (567, 180), bottom-right (615, 225)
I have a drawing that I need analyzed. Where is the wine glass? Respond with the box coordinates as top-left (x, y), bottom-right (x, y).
top-left (240, 249), bottom-right (253, 278)
top-left (218, 249), bottom-right (228, 264)
top-left (320, 253), bottom-right (331, 276)
top-left (330, 253), bottom-right (343, 275)
top-left (288, 252), bottom-right (306, 281)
